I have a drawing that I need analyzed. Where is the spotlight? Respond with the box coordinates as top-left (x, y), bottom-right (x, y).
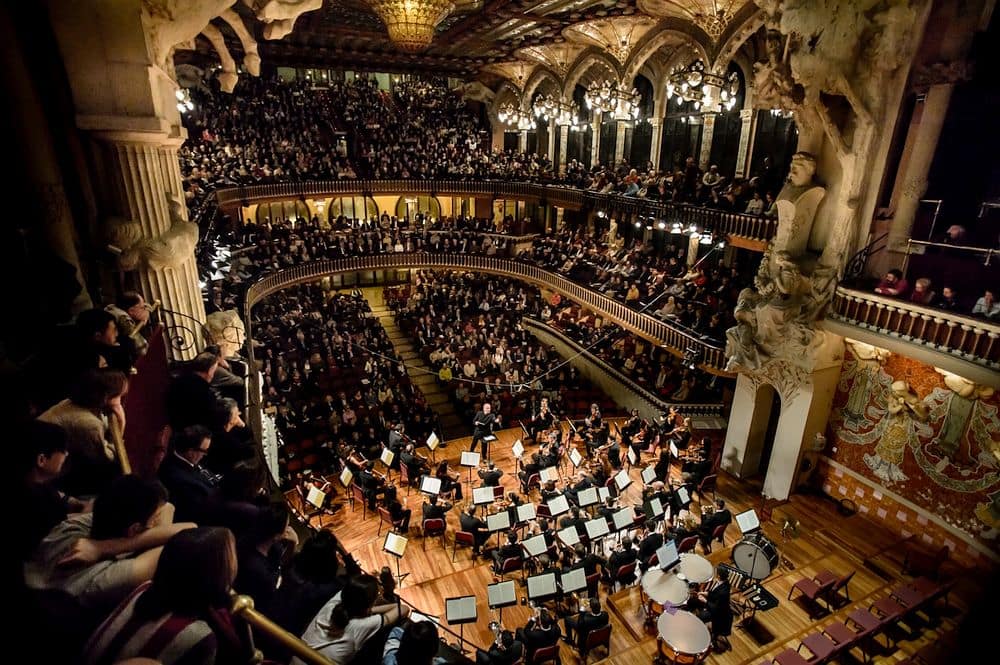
top-left (635, 221), bottom-right (642, 228)
top-left (657, 221), bottom-right (666, 230)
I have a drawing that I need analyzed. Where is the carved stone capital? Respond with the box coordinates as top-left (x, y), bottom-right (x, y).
top-left (911, 60), bottom-right (973, 92)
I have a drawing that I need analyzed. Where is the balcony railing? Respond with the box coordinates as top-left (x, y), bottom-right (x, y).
top-left (828, 287), bottom-right (1000, 368)
top-left (242, 253), bottom-right (729, 373)
top-left (206, 179), bottom-right (776, 242)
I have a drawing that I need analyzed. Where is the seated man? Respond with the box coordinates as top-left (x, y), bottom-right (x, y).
top-left (698, 499), bottom-right (733, 549)
top-left (604, 537), bottom-right (638, 584)
top-left (459, 505), bottom-right (490, 556)
top-left (491, 531), bottom-right (522, 572)
top-left (563, 597), bottom-right (610, 649)
top-left (478, 460), bottom-right (504, 487)
top-left (24, 475), bottom-right (195, 613)
top-left (516, 609), bottom-right (560, 659)
top-left (421, 495), bottom-right (453, 523)
top-left (475, 629), bottom-right (523, 665)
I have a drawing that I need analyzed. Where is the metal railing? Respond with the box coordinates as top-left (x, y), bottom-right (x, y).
top-left (522, 317), bottom-right (725, 417)
top-left (205, 179), bottom-right (777, 242)
top-left (231, 595), bottom-right (339, 665)
top-left (828, 287), bottom-right (1000, 368)
top-left (242, 253), bottom-right (729, 373)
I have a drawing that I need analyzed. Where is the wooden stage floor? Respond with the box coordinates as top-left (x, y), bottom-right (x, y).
top-left (299, 423), bottom-right (979, 664)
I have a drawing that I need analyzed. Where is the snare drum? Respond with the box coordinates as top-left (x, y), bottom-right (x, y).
top-left (731, 533), bottom-right (779, 580)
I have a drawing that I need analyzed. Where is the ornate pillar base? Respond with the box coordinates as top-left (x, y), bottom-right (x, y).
top-left (614, 120), bottom-right (627, 163)
top-left (699, 114), bottom-right (716, 170)
top-left (722, 344), bottom-right (843, 501)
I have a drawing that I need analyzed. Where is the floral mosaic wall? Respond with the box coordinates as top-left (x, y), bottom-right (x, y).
top-left (825, 343), bottom-right (1000, 558)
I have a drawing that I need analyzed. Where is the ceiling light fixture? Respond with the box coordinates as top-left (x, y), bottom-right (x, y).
top-left (365, 0), bottom-right (457, 53)
top-left (584, 80), bottom-right (640, 120)
top-left (666, 60), bottom-right (739, 113)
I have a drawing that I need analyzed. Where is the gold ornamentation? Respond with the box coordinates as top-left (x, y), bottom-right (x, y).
top-left (365, 0), bottom-right (457, 52)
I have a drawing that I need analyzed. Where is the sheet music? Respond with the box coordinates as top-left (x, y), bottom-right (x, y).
top-left (384, 532), bottom-right (408, 557)
top-left (420, 476), bottom-right (442, 495)
top-left (516, 503), bottom-right (537, 523)
top-left (547, 494), bottom-right (570, 516)
top-left (306, 486), bottom-right (326, 508)
top-left (647, 497), bottom-right (664, 518)
top-left (427, 433), bottom-right (440, 450)
top-left (460, 451), bottom-right (481, 467)
top-left (540, 467), bottom-right (559, 483)
top-left (473, 486), bottom-right (495, 505)
top-left (487, 580), bottom-right (517, 608)
top-left (559, 567), bottom-right (587, 593)
top-left (483, 434), bottom-right (497, 442)
top-left (676, 486), bottom-right (690, 506)
top-left (512, 440), bottom-right (525, 459)
top-left (598, 487), bottom-right (611, 503)
top-left (527, 573), bottom-right (557, 599)
top-left (339, 468), bottom-right (353, 488)
top-left (445, 596), bottom-right (478, 624)
top-left (614, 469), bottom-right (632, 491)
top-left (641, 465), bottom-right (657, 485)
top-left (669, 442), bottom-right (679, 457)
top-left (557, 526), bottom-right (580, 546)
top-left (521, 534), bottom-right (548, 557)
top-left (627, 448), bottom-right (638, 465)
top-left (585, 517), bottom-right (610, 540)
top-left (380, 448), bottom-right (394, 467)
top-left (577, 487), bottom-right (599, 507)
top-left (486, 511), bottom-right (511, 532)
top-left (569, 449), bottom-right (583, 467)
top-left (612, 507), bottom-right (634, 531)
top-left (735, 508), bottom-right (760, 534)
top-left (657, 540), bottom-right (679, 571)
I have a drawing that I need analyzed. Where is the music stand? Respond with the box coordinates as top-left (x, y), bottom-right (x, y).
top-left (380, 447), bottom-right (395, 481)
top-left (521, 534), bottom-right (548, 558)
top-left (461, 451), bottom-right (480, 487)
top-left (487, 580), bottom-right (517, 625)
top-left (547, 494), bottom-right (570, 517)
top-left (339, 467), bottom-right (353, 488)
top-left (612, 507), bottom-right (634, 542)
top-left (734, 508), bottom-right (769, 581)
top-left (614, 469), bottom-right (632, 493)
top-left (569, 448), bottom-right (583, 468)
top-left (427, 432), bottom-right (440, 463)
top-left (540, 466), bottom-right (559, 484)
top-left (512, 439), bottom-right (525, 460)
top-left (486, 510), bottom-right (511, 549)
top-left (577, 487), bottom-right (599, 508)
top-left (445, 595), bottom-right (477, 655)
top-left (515, 502), bottom-right (537, 524)
top-left (383, 532), bottom-right (409, 586)
top-left (641, 465), bottom-right (657, 485)
top-left (556, 525), bottom-right (580, 548)
top-left (472, 486), bottom-right (495, 509)
top-left (559, 567), bottom-right (587, 595)
top-left (526, 572), bottom-right (558, 603)
top-left (420, 476), bottom-right (442, 497)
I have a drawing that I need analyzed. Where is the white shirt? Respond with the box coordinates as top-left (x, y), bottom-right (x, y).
top-left (294, 592), bottom-right (384, 665)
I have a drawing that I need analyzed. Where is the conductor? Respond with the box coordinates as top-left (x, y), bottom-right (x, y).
top-left (470, 402), bottom-right (500, 459)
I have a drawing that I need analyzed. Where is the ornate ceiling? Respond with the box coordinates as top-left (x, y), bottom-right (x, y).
top-left (191, 0), bottom-right (761, 92)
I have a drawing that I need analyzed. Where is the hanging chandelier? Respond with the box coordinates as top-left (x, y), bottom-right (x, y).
top-left (531, 95), bottom-right (578, 125)
top-left (666, 60), bottom-right (740, 113)
top-left (365, 0), bottom-right (457, 52)
top-left (497, 102), bottom-right (535, 131)
top-left (584, 80), bottom-right (640, 120)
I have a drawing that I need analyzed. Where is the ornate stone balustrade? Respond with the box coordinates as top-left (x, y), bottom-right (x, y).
top-left (242, 253), bottom-right (729, 373)
top-left (828, 287), bottom-right (1000, 370)
top-left (207, 179), bottom-right (777, 243)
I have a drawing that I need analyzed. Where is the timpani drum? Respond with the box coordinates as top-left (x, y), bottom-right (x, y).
top-left (677, 553), bottom-right (714, 585)
top-left (656, 609), bottom-right (711, 664)
top-left (731, 533), bottom-right (779, 580)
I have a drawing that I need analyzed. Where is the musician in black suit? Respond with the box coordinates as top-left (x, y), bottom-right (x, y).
top-left (529, 397), bottom-right (556, 439)
top-left (563, 597), bottom-right (610, 649)
top-left (689, 570), bottom-right (734, 651)
top-left (558, 506), bottom-right (586, 532)
top-left (476, 630), bottom-right (523, 665)
top-left (470, 402), bottom-right (500, 458)
top-left (358, 460), bottom-right (386, 510)
top-left (698, 499), bottom-right (732, 550)
top-left (573, 544), bottom-right (607, 577)
top-left (478, 460), bottom-right (504, 487)
top-left (459, 505), bottom-right (489, 555)
top-left (516, 609), bottom-right (560, 659)
top-left (421, 494), bottom-right (452, 521)
top-left (604, 537), bottom-right (638, 584)
top-left (491, 531), bottom-right (522, 572)
top-left (637, 520), bottom-right (664, 570)
top-left (400, 443), bottom-right (430, 481)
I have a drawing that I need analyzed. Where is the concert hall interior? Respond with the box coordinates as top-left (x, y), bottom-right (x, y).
top-left (6, 1), bottom-right (1000, 665)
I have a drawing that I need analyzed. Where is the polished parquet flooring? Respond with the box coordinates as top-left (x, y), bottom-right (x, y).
top-left (305, 423), bottom-right (980, 664)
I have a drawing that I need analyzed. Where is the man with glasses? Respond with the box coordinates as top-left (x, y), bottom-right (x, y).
top-left (159, 425), bottom-right (254, 528)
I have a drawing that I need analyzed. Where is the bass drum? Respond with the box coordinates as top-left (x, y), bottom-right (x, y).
top-left (732, 533), bottom-right (779, 580)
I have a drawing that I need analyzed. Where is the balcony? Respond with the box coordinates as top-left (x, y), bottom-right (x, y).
top-left (827, 287), bottom-right (1000, 386)
top-left (241, 252), bottom-right (730, 374)
top-left (205, 179), bottom-right (776, 244)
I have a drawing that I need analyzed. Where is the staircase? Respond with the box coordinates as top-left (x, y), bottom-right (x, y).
top-left (367, 297), bottom-right (469, 442)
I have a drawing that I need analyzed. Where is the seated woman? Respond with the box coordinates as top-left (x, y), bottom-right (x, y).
top-left (435, 459), bottom-right (463, 501)
top-left (297, 573), bottom-right (409, 665)
top-left (84, 527), bottom-right (244, 665)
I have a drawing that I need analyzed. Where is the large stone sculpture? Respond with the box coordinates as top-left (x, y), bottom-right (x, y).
top-left (107, 193), bottom-right (200, 272)
top-left (725, 152), bottom-right (838, 373)
top-left (205, 309), bottom-right (246, 358)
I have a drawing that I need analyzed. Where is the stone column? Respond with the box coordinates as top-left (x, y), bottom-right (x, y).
top-left (735, 109), bottom-right (755, 177)
top-left (698, 113), bottom-right (716, 170)
top-left (591, 114), bottom-right (602, 166)
top-left (614, 120), bottom-right (628, 163)
top-left (558, 125), bottom-right (569, 173)
top-left (650, 117), bottom-right (663, 171)
top-left (547, 119), bottom-right (557, 160)
top-left (95, 133), bottom-right (207, 353)
top-left (887, 84), bottom-right (954, 250)
top-left (686, 233), bottom-right (700, 267)
top-left (491, 121), bottom-right (505, 151)
top-left (518, 131), bottom-right (528, 152)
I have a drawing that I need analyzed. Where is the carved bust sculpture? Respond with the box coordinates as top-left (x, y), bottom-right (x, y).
top-left (774, 152), bottom-right (827, 260)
